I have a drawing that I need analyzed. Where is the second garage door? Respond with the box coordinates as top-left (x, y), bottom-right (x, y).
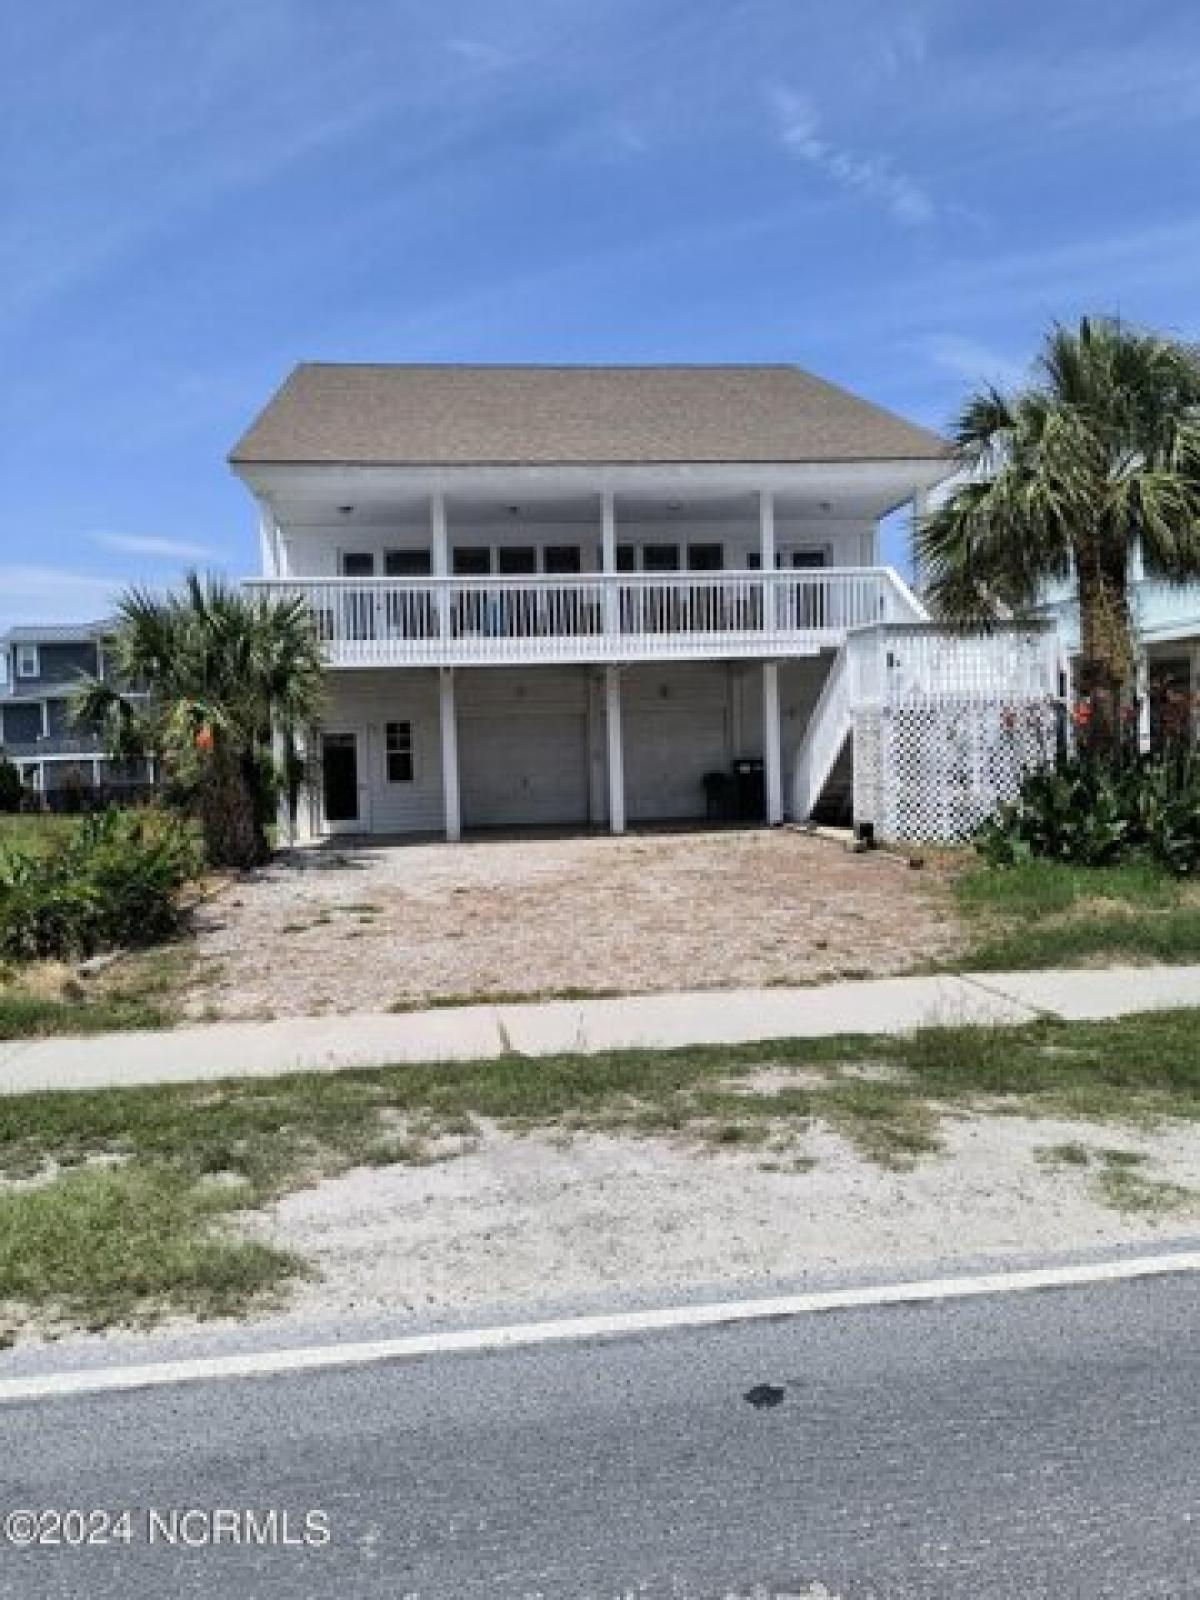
top-left (624, 704), bottom-right (730, 822)
top-left (459, 712), bottom-right (589, 829)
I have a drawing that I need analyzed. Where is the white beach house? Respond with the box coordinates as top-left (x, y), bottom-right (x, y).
top-left (232, 364), bottom-right (1060, 843)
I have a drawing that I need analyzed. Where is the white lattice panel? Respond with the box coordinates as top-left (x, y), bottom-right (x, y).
top-left (878, 696), bottom-right (1057, 843)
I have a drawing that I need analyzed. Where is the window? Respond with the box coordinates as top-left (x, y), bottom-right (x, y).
top-left (789, 549), bottom-right (827, 569)
top-left (340, 553), bottom-right (375, 576)
top-left (16, 644), bottom-right (39, 679)
top-left (384, 550), bottom-right (432, 576)
top-left (687, 543), bottom-right (724, 571)
top-left (453, 548), bottom-right (491, 576)
top-left (615, 544), bottom-right (636, 572)
top-left (544, 545), bottom-right (581, 575)
top-left (642, 544), bottom-right (680, 572)
top-left (497, 547), bottom-right (537, 575)
top-left (385, 721), bottom-right (414, 783)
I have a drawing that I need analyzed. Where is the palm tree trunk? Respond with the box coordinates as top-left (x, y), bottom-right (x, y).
top-left (1074, 542), bottom-right (1135, 751)
top-left (198, 748), bottom-right (267, 869)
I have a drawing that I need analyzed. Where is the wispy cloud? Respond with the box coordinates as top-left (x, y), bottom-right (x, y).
top-left (93, 533), bottom-right (218, 561)
top-left (925, 335), bottom-right (1028, 389)
top-left (0, 566), bottom-right (119, 629)
top-left (444, 37), bottom-right (515, 74)
top-left (769, 86), bottom-right (934, 226)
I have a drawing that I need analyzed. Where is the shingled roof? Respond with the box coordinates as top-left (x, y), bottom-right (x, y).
top-left (229, 364), bottom-right (950, 468)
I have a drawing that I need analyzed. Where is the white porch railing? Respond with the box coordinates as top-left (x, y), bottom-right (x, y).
top-left (244, 568), bottom-right (926, 667)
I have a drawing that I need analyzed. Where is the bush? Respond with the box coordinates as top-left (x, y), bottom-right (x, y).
top-left (0, 809), bottom-right (203, 962)
top-left (977, 748), bottom-right (1200, 875)
top-left (0, 757), bottom-right (24, 814)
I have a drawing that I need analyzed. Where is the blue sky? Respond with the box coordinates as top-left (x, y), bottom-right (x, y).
top-left (3, 0), bottom-right (1199, 628)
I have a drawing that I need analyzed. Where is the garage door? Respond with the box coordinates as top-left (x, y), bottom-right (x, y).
top-left (625, 706), bottom-right (730, 822)
top-left (460, 712), bottom-right (589, 829)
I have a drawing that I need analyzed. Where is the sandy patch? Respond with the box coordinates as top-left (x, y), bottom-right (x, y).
top-left (185, 829), bottom-right (962, 1018)
top-left (250, 1115), bottom-right (1200, 1321)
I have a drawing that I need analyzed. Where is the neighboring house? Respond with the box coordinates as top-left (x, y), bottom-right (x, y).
top-left (1036, 567), bottom-right (1200, 746)
top-left (231, 364), bottom-right (1061, 844)
top-left (0, 621), bottom-right (153, 806)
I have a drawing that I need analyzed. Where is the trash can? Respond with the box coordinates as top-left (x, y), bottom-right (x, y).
top-left (732, 758), bottom-right (765, 821)
top-left (702, 770), bottom-right (734, 821)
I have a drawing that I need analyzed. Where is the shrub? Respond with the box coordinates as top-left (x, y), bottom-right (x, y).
top-left (0, 809), bottom-right (203, 962)
top-left (977, 747), bottom-right (1200, 875)
top-left (0, 757), bottom-right (24, 814)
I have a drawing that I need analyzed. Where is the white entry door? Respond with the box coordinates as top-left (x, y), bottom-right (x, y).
top-left (459, 712), bottom-right (589, 829)
top-left (320, 730), bottom-right (368, 834)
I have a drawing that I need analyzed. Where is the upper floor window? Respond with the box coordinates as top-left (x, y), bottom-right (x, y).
top-left (385, 721), bottom-right (414, 783)
top-left (341, 553), bottom-right (375, 577)
top-left (544, 545), bottom-right (581, 575)
top-left (16, 644), bottom-right (39, 679)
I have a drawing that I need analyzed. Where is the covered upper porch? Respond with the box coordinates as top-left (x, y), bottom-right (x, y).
top-left (242, 461), bottom-right (940, 667)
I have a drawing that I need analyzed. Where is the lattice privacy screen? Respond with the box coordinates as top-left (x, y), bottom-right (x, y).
top-left (854, 696), bottom-right (1058, 843)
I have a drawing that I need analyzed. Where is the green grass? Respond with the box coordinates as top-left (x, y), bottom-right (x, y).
top-left (1035, 1139), bottom-right (1193, 1217)
top-left (954, 858), bottom-right (1200, 970)
top-left (0, 814), bottom-right (79, 852)
top-left (2, 1007), bottom-right (1199, 1334)
top-left (0, 948), bottom-right (197, 1040)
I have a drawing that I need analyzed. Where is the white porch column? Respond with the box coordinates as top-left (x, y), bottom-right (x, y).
top-left (759, 489), bottom-right (776, 637)
top-left (605, 665), bottom-right (625, 835)
top-left (758, 488), bottom-right (776, 567)
top-left (431, 491), bottom-right (450, 648)
top-left (601, 490), bottom-right (618, 644)
top-left (1136, 649), bottom-right (1152, 755)
top-left (762, 661), bottom-right (783, 825)
top-left (910, 486), bottom-right (931, 608)
top-left (439, 667), bottom-right (461, 841)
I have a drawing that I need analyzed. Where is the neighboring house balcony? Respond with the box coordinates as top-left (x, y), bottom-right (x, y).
top-left (1, 735), bottom-right (105, 759)
top-left (1036, 575), bottom-right (1200, 654)
top-left (245, 567), bottom-right (926, 669)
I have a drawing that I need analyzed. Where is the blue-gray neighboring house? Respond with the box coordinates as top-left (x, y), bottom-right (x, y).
top-left (0, 620), bottom-right (154, 806)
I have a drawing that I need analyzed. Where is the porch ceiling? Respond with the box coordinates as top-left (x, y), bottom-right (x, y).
top-left (259, 462), bottom-right (938, 529)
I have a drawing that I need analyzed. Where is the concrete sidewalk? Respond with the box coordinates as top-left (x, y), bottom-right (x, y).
top-left (2, 964), bottom-right (1198, 1096)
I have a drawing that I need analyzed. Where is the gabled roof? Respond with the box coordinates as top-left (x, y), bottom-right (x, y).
top-left (229, 363), bottom-right (950, 468)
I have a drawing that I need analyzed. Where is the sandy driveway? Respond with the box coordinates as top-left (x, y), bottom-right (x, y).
top-left (253, 1113), bottom-right (1200, 1323)
top-left (187, 829), bottom-right (963, 1018)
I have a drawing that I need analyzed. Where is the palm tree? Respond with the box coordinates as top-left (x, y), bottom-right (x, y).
top-left (916, 317), bottom-right (1200, 724)
top-left (76, 573), bottom-right (324, 868)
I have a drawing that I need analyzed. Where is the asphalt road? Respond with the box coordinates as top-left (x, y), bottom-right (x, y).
top-left (1, 1276), bottom-right (1197, 1598)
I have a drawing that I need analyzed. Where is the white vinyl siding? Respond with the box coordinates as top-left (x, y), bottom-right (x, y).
top-left (317, 671), bottom-right (443, 835)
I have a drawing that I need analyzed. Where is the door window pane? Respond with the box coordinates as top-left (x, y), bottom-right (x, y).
top-left (322, 733), bottom-right (359, 823)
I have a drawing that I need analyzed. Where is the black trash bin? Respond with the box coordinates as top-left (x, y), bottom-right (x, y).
top-left (702, 770), bottom-right (734, 821)
top-left (732, 758), bottom-right (765, 821)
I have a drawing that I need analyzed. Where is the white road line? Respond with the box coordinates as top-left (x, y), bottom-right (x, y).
top-left (2, 1251), bottom-right (1198, 1405)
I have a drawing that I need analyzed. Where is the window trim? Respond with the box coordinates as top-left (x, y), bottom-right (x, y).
top-left (16, 644), bottom-right (39, 679)
top-left (384, 719), bottom-right (415, 784)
